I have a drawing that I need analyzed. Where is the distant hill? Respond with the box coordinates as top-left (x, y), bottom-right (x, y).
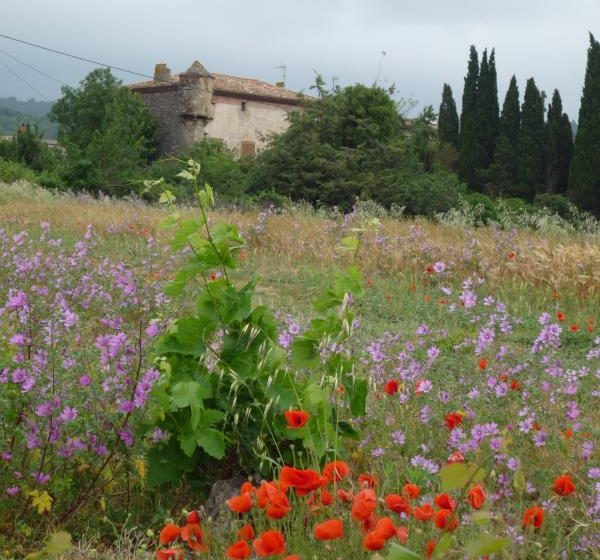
top-left (0, 97), bottom-right (57, 139)
top-left (0, 97), bottom-right (55, 116)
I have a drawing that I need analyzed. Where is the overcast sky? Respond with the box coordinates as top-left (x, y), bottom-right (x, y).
top-left (1, 0), bottom-right (598, 118)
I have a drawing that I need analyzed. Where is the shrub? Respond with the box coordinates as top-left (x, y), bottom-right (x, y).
top-left (534, 193), bottom-right (574, 219)
top-left (393, 172), bottom-right (467, 217)
top-left (0, 157), bottom-right (37, 183)
top-left (143, 139), bottom-right (248, 203)
top-left (146, 160), bottom-right (367, 492)
top-left (464, 192), bottom-right (498, 224)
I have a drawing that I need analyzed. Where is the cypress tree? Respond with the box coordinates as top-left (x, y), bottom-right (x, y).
top-left (485, 76), bottom-right (520, 196)
top-left (438, 83), bottom-right (459, 148)
top-left (568, 33), bottom-right (600, 215)
top-left (476, 49), bottom-right (500, 170)
top-left (458, 46), bottom-right (480, 186)
top-left (500, 76), bottom-right (520, 148)
top-left (545, 89), bottom-right (573, 194)
top-left (518, 78), bottom-right (546, 199)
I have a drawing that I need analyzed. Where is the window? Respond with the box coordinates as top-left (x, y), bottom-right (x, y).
top-left (240, 141), bottom-right (256, 157)
top-left (241, 101), bottom-right (247, 111)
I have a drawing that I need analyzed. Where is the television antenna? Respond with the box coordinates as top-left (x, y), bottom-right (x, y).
top-left (274, 64), bottom-right (287, 83)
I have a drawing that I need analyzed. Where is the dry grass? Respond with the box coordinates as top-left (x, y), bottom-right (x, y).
top-left (1, 181), bottom-right (599, 297)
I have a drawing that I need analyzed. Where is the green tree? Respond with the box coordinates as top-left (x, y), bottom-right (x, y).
top-left (545, 89), bottom-right (573, 194)
top-left (438, 83), bottom-right (459, 148)
top-left (50, 68), bottom-right (159, 193)
top-left (246, 83), bottom-right (415, 209)
top-left (458, 46), bottom-right (480, 187)
top-left (475, 49), bottom-right (499, 174)
top-left (568, 33), bottom-right (600, 215)
top-left (517, 78), bottom-right (546, 199)
top-left (484, 76), bottom-right (520, 196)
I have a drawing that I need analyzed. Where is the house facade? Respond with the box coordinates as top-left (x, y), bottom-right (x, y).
top-left (129, 61), bottom-right (305, 156)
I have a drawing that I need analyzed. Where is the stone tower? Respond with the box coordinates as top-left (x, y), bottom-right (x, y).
top-left (178, 61), bottom-right (215, 147)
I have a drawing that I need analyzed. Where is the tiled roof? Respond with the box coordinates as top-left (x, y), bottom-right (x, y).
top-left (129, 71), bottom-right (306, 104)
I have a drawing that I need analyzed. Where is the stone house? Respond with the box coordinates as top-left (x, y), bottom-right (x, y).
top-left (129, 61), bottom-right (305, 156)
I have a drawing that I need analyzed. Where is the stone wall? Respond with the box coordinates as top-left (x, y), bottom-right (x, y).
top-left (205, 96), bottom-right (295, 156)
top-left (136, 86), bottom-right (299, 156)
top-left (136, 87), bottom-right (188, 154)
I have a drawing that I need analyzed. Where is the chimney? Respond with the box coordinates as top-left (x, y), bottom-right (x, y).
top-left (275, 81), bottom-right (285, 88)
top-left (154, 63), bottom-right (171, 83)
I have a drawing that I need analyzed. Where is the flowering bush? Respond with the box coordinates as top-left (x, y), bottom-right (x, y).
top-left (0, 222), bottom-right (167, 530)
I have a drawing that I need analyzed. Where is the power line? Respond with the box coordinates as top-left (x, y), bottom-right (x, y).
top-left (0, 58), bottom-right (49, 100)
top-left (0, 32), bottom-right (157, 82)
top-left (0, 47), bottom-right (68, 86)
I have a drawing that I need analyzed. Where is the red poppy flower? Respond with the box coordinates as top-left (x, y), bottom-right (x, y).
top-left (351, 489), bottom-right (377, 521)
top-left (240, 482), bottom-right (255, 494)
top-left (266, 492), bottom-right (292, 519)
top-left (553, 474), bottom-right (576, 496)
top-left (467, 484), bottom-right (486, 510)
top-left (434, 493), bottom-right (456, 511)
top-left (478, 358), bottom-right (488, 370)
top-left (358, 473), bottom-right (379, 488)
top-left (181, 523), bottom-right (208, 552)
top-left (434, 509), bottom-right (458, 531)
top-left (396, 526), bottom-right (409, 544)
top-left (322, 460), bottom-right (350, 482)
top-left (226, 540), bottom-right (251, 559)
top-left (337, 488), bottom-right (354, 502)
top-left (413, 503), bottom-right (434, 522)
top-left (425, 540), bottom-right (437, 559)
top-left (384, 380), bottom-right (399, 395)
top-left (253, 530), bottom-right (286, 556)
top-left (363, 532), bottom-right (386, 551)
top-left (186, 510), bottom-right (200, 524)
top-left (402, 483), bottom-right (421, 500)
top-left (522, 506), bottom-right (544, 529)
top-left (285, 410), bottom-right (309, 429)
top-left (570, 323), bottom-right (580, 332)
top-left (444, 412), bottom-right (463, 430)
top-left (237, 524), bottom-right (255, 541)
top-left (159, 523), bottom-right (181, 545)
top-left (426, 265), bottom-right (434, 274)
top-left (227, 493), bottom-right (253, 513)
top-left (563, 428), bottom-right (574, 439)
top-left (320, 489), bottom-right (334, 506)
top-left (556, 311), bottom-right (565, 321)
top-left (384, 493), bottom-right (411, 514)
top-left (510, 379), bottom-right (521, 391)
top-left (374, 517), bottom-right (396, 540)
top-left (156, 549), bottom-right (184, 560)
top-left (447, 451), bottom-right (465, 464)
top-left (314, 519), bottom-right (343, 540)
top-left (280, 466), bottom-right (326, 496)
top-left (283, 556), bottom-right (300, 560)
top-left (256, 481), bottom-right (280, 508)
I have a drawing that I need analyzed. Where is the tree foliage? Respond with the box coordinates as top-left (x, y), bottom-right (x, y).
top-left (438, 83), bottom-right (459, 149)
top-left (475, 49), bottom-right (499, 175)
top-left (246, 83), bottom-right (456, 211)
top-left (50, 68), bottom-right (159, 193)
top-left (517, 78), bottom-right (546, 199)
top-left (458, 46), bottom-right (480, 187)
top-left (545, 89), bottom-right (573, 194)
top-left (568, 33), bottom-right (600, 215)
top-left (484, 76), bottom-right (520, 196)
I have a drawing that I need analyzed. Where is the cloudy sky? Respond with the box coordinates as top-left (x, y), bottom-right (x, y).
top-left (1, 0), bottom-right (597, 118)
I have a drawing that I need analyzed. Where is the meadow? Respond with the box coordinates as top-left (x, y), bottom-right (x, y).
top-left (0, 178), bottom-right (598, 560)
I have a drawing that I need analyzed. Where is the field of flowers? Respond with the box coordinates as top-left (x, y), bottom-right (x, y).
top-left (0, 176), bottom-right (598, 560)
